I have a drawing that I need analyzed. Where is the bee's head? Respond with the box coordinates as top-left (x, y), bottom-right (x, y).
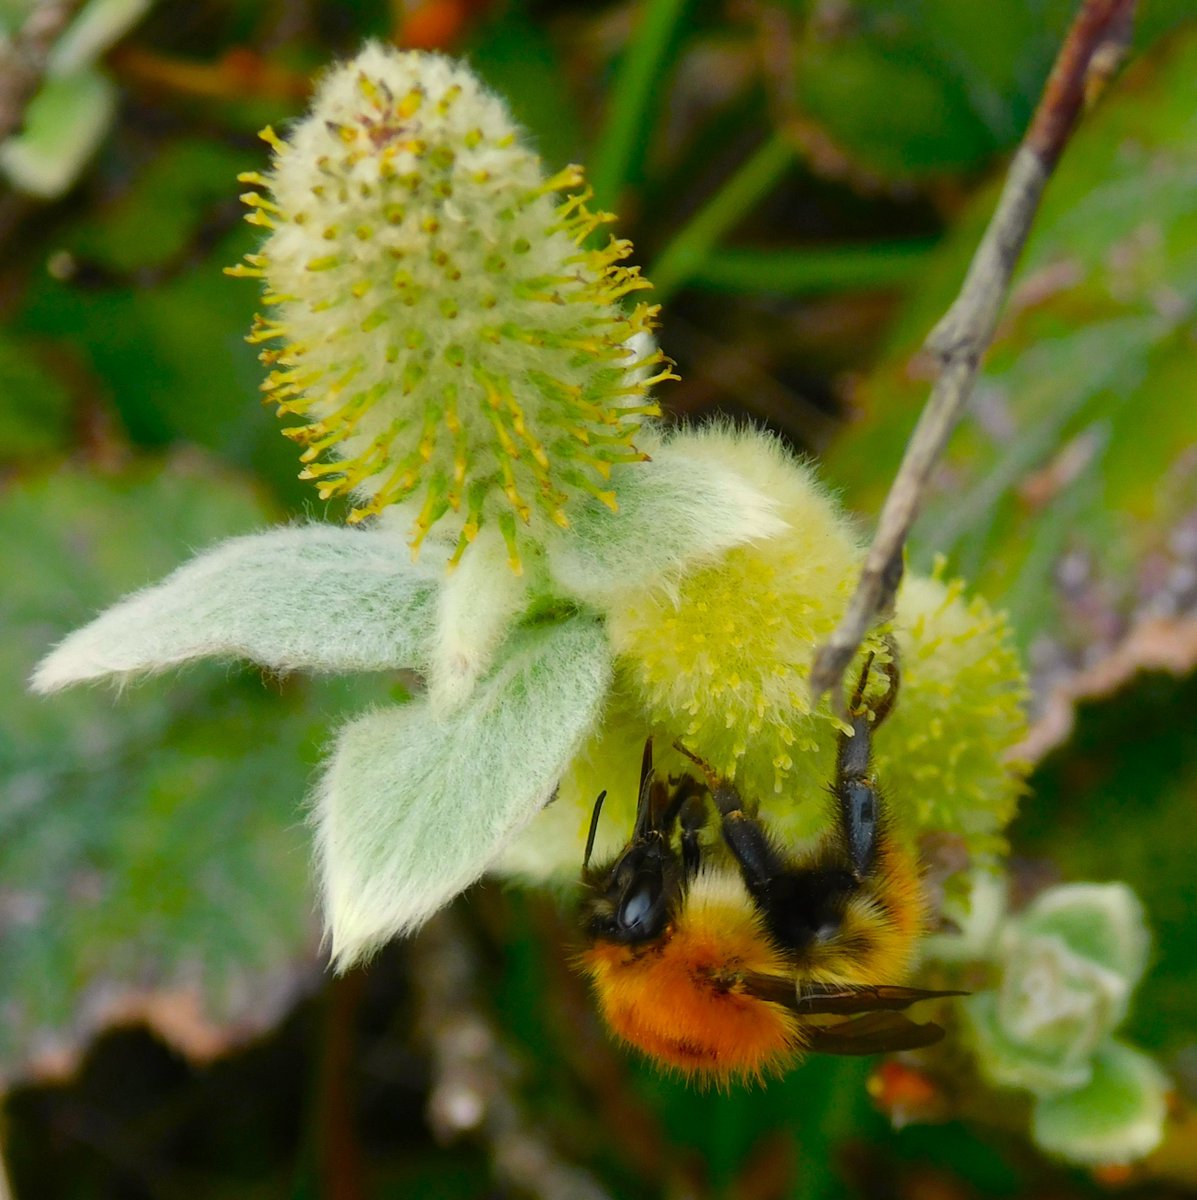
top-left (579, 740), bottom-right (687, 946)
top-left (581, 831), bottom-right (682, 945)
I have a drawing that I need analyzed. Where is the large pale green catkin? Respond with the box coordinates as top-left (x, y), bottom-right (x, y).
top-left (498, 427), bottom-right (1030, 883)
top-left (231, 44), bottom-right (673, 570)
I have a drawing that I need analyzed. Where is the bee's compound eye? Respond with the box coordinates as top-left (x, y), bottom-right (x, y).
top-left (617, 872), bottom-right (664, 938)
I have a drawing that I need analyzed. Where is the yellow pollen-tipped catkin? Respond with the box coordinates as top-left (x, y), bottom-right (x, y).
top-left (228, 44), bottom-right (675, 566)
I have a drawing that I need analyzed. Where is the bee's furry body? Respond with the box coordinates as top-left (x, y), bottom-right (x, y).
top-left (578, 653), bottom-right (948, 1083)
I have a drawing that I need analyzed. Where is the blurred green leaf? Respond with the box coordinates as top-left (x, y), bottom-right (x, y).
top-left (687, 238), bottom-right (935, 296)
top-left (787, 5), bottom-right (1196, 186)
top-left (0, 68), bottom-right (117, 199)
top-left (826, 31), bottom-right (1197, 656)
top-left (0, 459), bottom-right (382, 1085)
top-left (0, 0), bottom-right (29, 34)
top-left (20, 260), bottom-right (287, 480)
top-left (788, 0), bottom-right (1077, 182)
top-left (15, 139), bottom-right (307, 505)
top-left (72, 138), bottom-right (252, 272)
top-left (1031, 1040), bottom-right (1169, 1166)
top-left (0, 332), bottom-right (72, 461)
top-left (468, 5), bottom-right (584, 170)
top-left (650, 132), bottom-right (798, 300)
top-left (587, 0), bottom-right (692, 207)
top-left (1135, 1), bottom-right (1197, 49)
top-left (49, 0), bottom-right (153, 76)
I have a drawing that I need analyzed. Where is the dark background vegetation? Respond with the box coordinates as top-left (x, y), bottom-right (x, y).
top-left (3, 1), bottom-right (1197, 1196)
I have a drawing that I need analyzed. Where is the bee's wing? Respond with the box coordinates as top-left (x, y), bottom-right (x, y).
top-left (741, 976), bottom-right (965, 1014)
top-left (789, 983), bottom-right (967, 1016)
top-left (803, 1011), bottom-right (948, 1055)
top-left (738, 977), bottom-right (962, 1055)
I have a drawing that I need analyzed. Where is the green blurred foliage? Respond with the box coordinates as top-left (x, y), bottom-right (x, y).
top-left (2, 0), bottom-right (1196, 1197)
top-left (786, 0), bottom-right (1194, 184)
top-left (469, 6), bottom-right (584, 168)
top-left (1021, 671), bottom-right (1197, 1061)
top-left (0, 461), bottom-right (402, 1084)
top-left (14, 139), bottom-right (306, 500)
top-left (790, 0), bottom-right (1075, 179)
top-left (826, 29), bottom-right (1197, 654)
top-left (0, 332), bottom-right (71, 460)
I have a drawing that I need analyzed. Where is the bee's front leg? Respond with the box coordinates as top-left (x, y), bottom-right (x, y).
top-left (673, 741), bottom-right (788, 897)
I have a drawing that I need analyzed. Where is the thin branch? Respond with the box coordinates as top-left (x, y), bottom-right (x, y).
top-left (410, 909), bottom-right (614, 1200)
top-left (808, 0), bottom-right (1139, 707)
top-left (0, 0), bottom-right (86, 144)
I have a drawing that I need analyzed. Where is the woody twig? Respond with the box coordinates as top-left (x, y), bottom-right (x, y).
top-left (809, 0), bottom-right (1139, 707)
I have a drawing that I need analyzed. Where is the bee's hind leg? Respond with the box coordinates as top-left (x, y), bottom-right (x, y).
top-left (836, 645), bottom-right (900, 879)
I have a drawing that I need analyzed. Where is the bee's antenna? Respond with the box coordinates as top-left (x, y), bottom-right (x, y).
top-left (632, 738), bottom-right (657, 839)
top-left (639, 738), bottom-right (654, 790)
top-left (582, 790), bottom-right (608, 872)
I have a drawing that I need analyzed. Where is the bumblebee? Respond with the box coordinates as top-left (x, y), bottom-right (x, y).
top-left (577, 653), bottom-right (956, 1083)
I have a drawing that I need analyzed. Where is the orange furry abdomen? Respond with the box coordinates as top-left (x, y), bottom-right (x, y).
top-left (578, 872), bottom-right (804, 1084)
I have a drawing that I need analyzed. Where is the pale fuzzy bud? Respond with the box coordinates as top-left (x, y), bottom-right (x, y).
top-left (1018, 882), bottom-right (1150, 987)
top-left (602, 427), bottom-right (1027, 837)
top-left (231, 44), bottom-right (673, 570)
top-left (964, 883), bottom-right (1153, 1098)
top-left (878, 568), bottom-right (1028, 856)
top-left (994, 935), bottom-right (1127, 1082)
top-left (1031, 1041), bottom-right (1169, 1166)
top-left (961, 884), bottom-right (1169, 1168)
top-left (602, 423), bottom-right (875, 805)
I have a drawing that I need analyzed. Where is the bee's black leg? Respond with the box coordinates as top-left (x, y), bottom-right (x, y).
top-left (835, 651), bottom-right (899, 879)
top-left (674, 740), bottom-right (859, 951)
top-left (673, 742), bottom-right (790, 896)
top-left (657, 771), bottom-right (708, 878)
top-left (678, 787), bottom-right (707, 880)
